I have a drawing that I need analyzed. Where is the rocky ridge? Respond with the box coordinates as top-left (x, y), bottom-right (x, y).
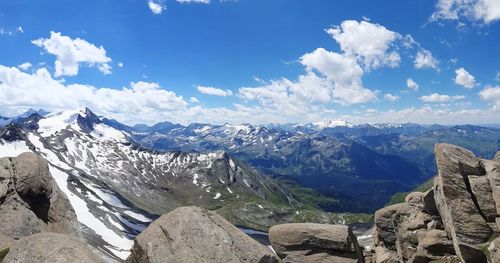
top-left (370, 143), bottom-right (500, 262)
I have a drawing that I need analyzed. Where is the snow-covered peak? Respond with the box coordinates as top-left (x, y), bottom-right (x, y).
top-left (307, 120), bottom-right (354, 129)
top-left (37, 107), bottom-right (121, 140)
top-left (38, 109), bottom-right (89, 136)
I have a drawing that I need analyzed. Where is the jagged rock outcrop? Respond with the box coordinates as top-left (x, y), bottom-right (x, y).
top-left (269, 223), bottom-right (364, 263)
top-left (0, 152), bottom-right (80, 247)
top-left (372, 143), bottom-right (500, 263)
top-left (127, 206), bottom-right (281, 263)
top-left (3, 232), bottom-right (104, 263)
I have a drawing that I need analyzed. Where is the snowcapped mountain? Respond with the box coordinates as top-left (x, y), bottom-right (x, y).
top-left (0, 108), bottom-right (300, 261)
top-left (299, 120), bottom-right (355, 130)
top-left (0, 108), bottom-right (49, 127)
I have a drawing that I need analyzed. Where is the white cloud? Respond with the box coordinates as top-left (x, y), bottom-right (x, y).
top-left (430, 0), bottom-right (500, 24)
top-left (177, 0), bottom-right (210, 3)
top-left (325, 20), bottom-right (400, 70)
top-left (18, 62), bottom-right (32, 71)
top-left (197, 85), bottom-right (233, 97)
top-left (299, 48), bottom-right (377, 105)
top-left (16, 26), bottom-right (24, 33)
top-left (344, 106), bottom-right (500, 125)
top-left (189, 97), bottom-right (200, 103)
top-left (32, 31), bottom-right (112, 77)
top-left (454, 67), bottom-right (476, 88)
top-left (414, 49), bottom-right (439, 69)
top-left (406, 78), bottom-right (419, 91)
top-left (0, 65), bottom-right (188, 124)
top-left (384, 93), bottom-right (400, 102)
top-left (148, 0), bottom-right (166, 14)
top-left (117, 62), bottom-right (124, 68)
top-left (479, 85), bottom-right (500, 109)
top-left (420, 93), bottom-right (465, 102)
top-left (0, 27), bottom-right (12, 36)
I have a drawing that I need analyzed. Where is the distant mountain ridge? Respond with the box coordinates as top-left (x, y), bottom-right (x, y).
top-left (0, 107), bottom-right (366, 260)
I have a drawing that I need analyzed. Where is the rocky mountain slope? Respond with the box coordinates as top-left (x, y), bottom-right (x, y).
top-left (369, 143), bottom-right (500, 262)
top-left (0, 108), bottom-right (367, 261)
top-left (105, 118), bottom-right (500, 213)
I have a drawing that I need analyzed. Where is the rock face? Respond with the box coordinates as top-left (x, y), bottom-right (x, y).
top-left (127, 206), bottom-right (281, 263)
top-left (3, 232), bottom-right (104, 263)
top-left (269, 223), bottom-right (364, 263)
top-left (0, 152), bottom-right (80, 247)
top-left (371, 144), bottom-right (500, 263)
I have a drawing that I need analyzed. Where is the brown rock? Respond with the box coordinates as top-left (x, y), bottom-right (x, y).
top-left (422, 189), bottom-right (439, 216)
top-left (374, 246), bottom-right (398, 263)
top-left (3, 232), bottom-right (103, 263)
top-left (374, 203), bottom-right (407, 248)
top-left (127, 206), bottom-right (280, 263)
top-left (269, 223), bottom-right (363, 263)
top-left (433, 143), bottom-right (490, 263)
top-left (0, 153), bottom-right (80, 247)
top-left (489, 236), bottom-right (500, 263)
top-left (406, 192), bottom-right (425, 204)
top-left (468, 173), bottom-right (497, 222)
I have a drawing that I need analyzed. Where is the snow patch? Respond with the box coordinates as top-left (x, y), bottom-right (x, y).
top-left (0, 140), bottom-right (30, 157)
top-left (123, 211), bottom-right (152, 223)
top-left (48, 165), bottom-right (133, 260)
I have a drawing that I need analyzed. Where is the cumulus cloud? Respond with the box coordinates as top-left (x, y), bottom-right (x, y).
top-left (197, 85), bottom-right (233, 96)
top-left (406, 78), bottom-right (419, 91)
top-left (148, 0), bottom-right (166, 14)
top-left (325, 20), bottom-right (401, 70)
top-left (18, 62), bottom-right (32, 71)
top-left (384, 93), bottom-right (400, 102)
top-left (430, 0), bottom-right (500, 24)
top-left (414, 49), bottom-right (439, 69)
top-left (420, 93), bottom-right (465, 102)
top-left (479, 85), bottom-right (500, 109)
top-left (189, 97), bottom-right (200, 103)
top-left (454, 67), bottom-right (476, 88)
top-left (32, 31), bottom-right (112, 77)
top-left (0, 65), bottom-right (188, 123)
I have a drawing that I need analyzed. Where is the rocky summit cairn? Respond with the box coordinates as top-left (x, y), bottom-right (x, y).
top-left (269, 223), bottom-right (364, 263)
top-left (371, 143), bottom-right (500, 263)
top-left (127, 206), bottom-right (281, 263)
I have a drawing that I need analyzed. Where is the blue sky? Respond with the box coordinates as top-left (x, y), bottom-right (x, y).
top-left (0, 0), bottom-right (499, 125)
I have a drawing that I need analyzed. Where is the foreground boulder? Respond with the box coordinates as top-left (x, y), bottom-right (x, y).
top-left (127, 206), bottom-right (280, 263)
top-left (3, 232), bottom-right (103, 263)
top-left (371, 144), bottom-right (500, 263)
top-left (269, 223), bottom-right (364, 263)
top-left (0, 153), bottom-right (80, 247)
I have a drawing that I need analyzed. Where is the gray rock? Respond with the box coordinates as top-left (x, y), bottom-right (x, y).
top-left (3, 232), bottom-right (103, 263)
top-left (269, 223), bottom-right (363, 263)
top-left (405, 192), bottom-right (424, 204)
top-left (418, 229), bottom-right (455, 257)
top-left (374, 203), bottom-right (407, 249)
top-left (127, 206), bottom-right (280, 263)
top-left (422, 189), bottom-right (439, 216)
top-left (489, 236), bottom-right (500, 263)
top-left (374, 246), bottom-right (398, 263)
top-left (433, 143), bottom-right (490, 263)
top-left (0, 153), bottom-right (80, 246)
top-left (468, 174), bottom-right (497, 222)
top-left (484, 159), bottom-right (500, 228)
